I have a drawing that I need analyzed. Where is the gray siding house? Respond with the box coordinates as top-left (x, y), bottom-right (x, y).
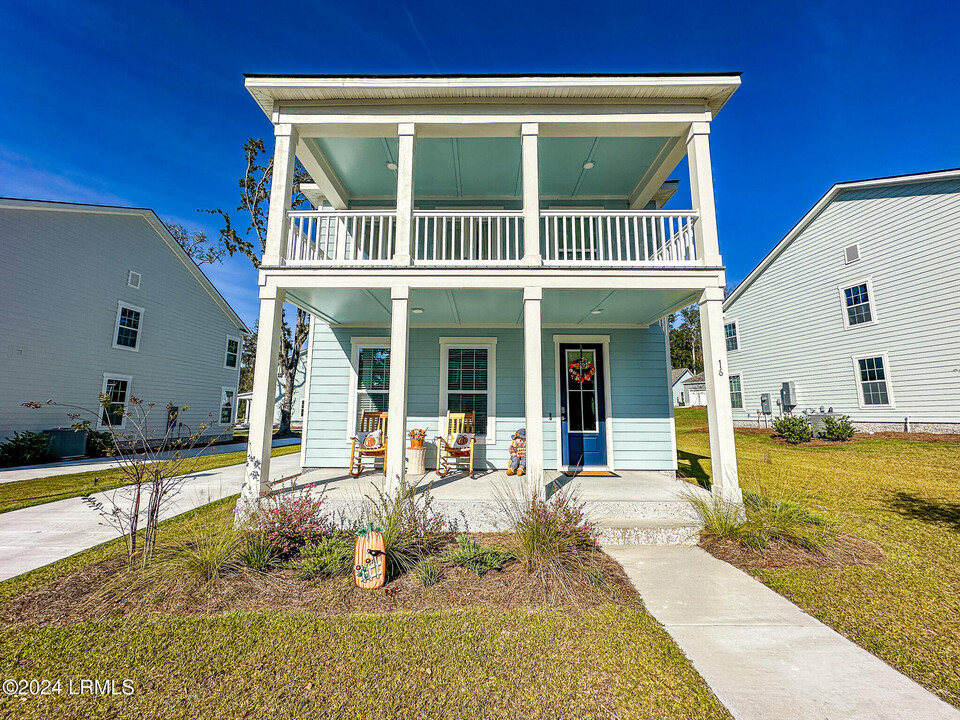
top-left (724, 170), bottom-right (960, 432)
top-left (670, 368), bottom-right (693, 406)
top-left (0, 199), bottom-right (249, 444)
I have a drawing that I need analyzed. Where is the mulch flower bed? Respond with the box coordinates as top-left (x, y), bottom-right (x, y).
top-left (2, 541), bottom-right (640, 626)
top-left (699, 532), bottom-right (884, 570)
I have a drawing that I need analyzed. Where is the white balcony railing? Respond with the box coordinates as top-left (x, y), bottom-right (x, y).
top-left (285, 211), bottom-right (396, 264)
top-left (283, 209), bottom-right (699, 267)
top-left (540, 211), bottom-right (699, 266)
top-left (412, 211), bottom-right (524, 265)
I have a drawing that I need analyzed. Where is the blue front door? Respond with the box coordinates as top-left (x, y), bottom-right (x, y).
top-left (560, 343), bottom-right (607, 468)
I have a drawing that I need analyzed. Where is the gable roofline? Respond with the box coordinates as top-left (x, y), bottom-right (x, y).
top-left (0, 197), bottom-right (250, 334)
top-left (723, 168), bottom-right (960, 310)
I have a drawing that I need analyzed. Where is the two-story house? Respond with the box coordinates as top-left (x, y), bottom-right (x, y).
top-left (239, 73), bottom-right (744, 503)
top-left (0, 199), bottom-right (250, 451)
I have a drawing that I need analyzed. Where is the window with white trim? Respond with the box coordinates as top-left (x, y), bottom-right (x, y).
top-left (220, 387), bottom-right (236, 424)
top-left (355, 346), bottom-right (390, 430)
top-left (224, 337), bottom-right (240, 368)
top-left (99, 375), bottom-right (131, 429)
top-left (440, 338), bottom-right (496, 440)
top-left (300, 399), bottom-right (305, 418)
top-left (855, 355), bottom-right (892, 406)
top-left (724, 321), bottom-right (739, 352)
top-left (113, 302), bottom-right (143, 350)
top-left (841, 282), bottom-right (874, 327)
top-left (729, 374), bottom-right (744, 409)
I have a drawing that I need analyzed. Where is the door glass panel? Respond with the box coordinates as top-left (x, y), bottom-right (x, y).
top-left (565, 349), bottom-right (598, 433)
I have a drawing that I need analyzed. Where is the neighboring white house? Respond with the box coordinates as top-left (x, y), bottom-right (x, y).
top-left (0, 199), bottom-right (250, 448)
top-left (724, 169), bottom-right (960, 433)
top-left (237, 354), bottom-right (307, 427)
top-left (239, 73), bottom-right (745, 503)
top-left (682, 372), bottom-right (707, 406)
top-left (671, 368), bottom-right (693, 406)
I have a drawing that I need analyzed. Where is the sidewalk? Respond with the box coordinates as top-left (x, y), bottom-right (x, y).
top-left (0, 454), bottom-right (302, 582)
top-left (0, 437), bottom-right (301, 484)
top-left (605, 544), bottom-right (960, 720)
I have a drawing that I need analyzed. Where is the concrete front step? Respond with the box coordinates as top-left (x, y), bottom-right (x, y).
top-left (595, 517), bottom-right (702, 545)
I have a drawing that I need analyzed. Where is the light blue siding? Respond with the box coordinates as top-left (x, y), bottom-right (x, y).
top-left (303, 324), bottom-right (674, 471)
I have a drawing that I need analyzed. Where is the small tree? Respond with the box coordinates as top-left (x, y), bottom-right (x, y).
top-left (23, 397), bottom-right (225, 568)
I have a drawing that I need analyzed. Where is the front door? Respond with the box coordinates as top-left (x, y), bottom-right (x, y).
top-left (559, 343), bottom-right (607, 468)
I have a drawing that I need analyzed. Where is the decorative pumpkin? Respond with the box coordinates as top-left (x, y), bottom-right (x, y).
top-left (354, 523), bottom-right (386, 590)
top-left (568, 357), bottom-right (596, 383)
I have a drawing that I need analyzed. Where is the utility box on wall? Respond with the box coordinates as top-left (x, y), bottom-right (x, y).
top-left (780, 382), bottom-right (797, 410)
top-left (760, 393), bottom-right (772, 414)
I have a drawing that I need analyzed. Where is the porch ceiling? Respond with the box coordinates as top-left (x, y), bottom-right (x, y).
top-left (304, 135), bottom-right (677, 204)
top-left (285, 286), bottom-right (701, 327)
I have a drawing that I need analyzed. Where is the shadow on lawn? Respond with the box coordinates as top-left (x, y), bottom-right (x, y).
top-left (889, 491), bottom-right (960, 532)
top-left (678, 450), bottom-right (712, 491)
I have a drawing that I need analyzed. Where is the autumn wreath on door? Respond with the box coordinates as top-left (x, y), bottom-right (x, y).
top-left (568, 357), bottom-right (596, 383)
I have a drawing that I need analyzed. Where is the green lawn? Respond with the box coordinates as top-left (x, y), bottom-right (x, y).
top-left (675, 407), bottom-right (960, 708)
top-left (0, 494), bottom-right (730, 720)
top-left (0, 444), bottom-right (301, 514)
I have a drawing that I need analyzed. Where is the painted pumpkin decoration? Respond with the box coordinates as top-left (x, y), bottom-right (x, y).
top-left (354, 523), bottom-right (386, 590)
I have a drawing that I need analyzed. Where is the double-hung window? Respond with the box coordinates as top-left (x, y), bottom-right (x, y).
top-left (853, 354), bottom-right (893, 407)
top-left (729, 374), bottom-right (744, 409)
top-left (220, 387), bottom-right (236, 424)
top-left (724, 321), bottom-right (739, 352)
top-left (349, 339), bottom-right (391, 436)
top-left (224, 337), bottom-right (240, 368)
top-left (100, 374), bottom-right (132, 429)
top-left (113, 302), bottom-right (144, 350)
top-left (440, 338), bottom-right (496, 441)
top-left (840, 281), bottom-right (875, 328)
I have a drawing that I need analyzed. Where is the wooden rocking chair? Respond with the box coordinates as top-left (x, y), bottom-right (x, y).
top-left (435, 411), bottom-right (476, 478)
top-left (349, 411), bottom-right (388, 477)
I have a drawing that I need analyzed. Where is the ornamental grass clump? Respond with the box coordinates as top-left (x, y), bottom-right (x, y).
top-left (154, 528), bottom-right (242, 582)
top-left (238, 534), bottom-right (280, 571)
top-left (414, 557), bottom-right (442, 587)
top-left (253, 491), bottom-right (330, 556)
top-left (440, 534), bottom-right (514, 576)
top-left (366, 474), bottom-right (449, 576)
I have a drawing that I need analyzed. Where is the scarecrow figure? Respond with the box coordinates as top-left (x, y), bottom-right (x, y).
top-left (506, 428), bottom-right (526, 476)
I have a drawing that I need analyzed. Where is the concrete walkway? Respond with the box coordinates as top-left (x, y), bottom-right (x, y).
top-left (0, 437), bottom-right (301, 484)
top-left (606, 545), bottom-right (960, 720)
top-left (0, 454), bottom-right (302, 582)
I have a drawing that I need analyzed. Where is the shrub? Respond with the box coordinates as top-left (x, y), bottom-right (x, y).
top-left (253, 493), bottom-right (330, 555)
top-left (85, 430), bottom-right (114, 458)
top-left (820, 415), bottom-right (855, 442)
top-left (366, 476), bottom-right (448, 576)
top-left (440, 534), bottom-right (513, 576)
top-left (292, 534), bottom-right (354, 579)
top-left (414, 557), bottom-right (442, 587)
top-left (496, 485), bottom-right (597, 572)
top-left (0, 431), bottom-right (52, 467)
top-left (156, 529), bottom-right (241, 582)
top-left (772, 416), bottom-right (813, 444)
top-left (238, 534), bottom-right (280, 571)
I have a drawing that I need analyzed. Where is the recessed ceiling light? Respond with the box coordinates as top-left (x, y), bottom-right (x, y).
top-left (582, 160), bottom-right (595, 170)
top-left (411, 307), bottom-right (424, 314)
top-left (386, 161), bottom-right (398, 170)
top-left (591, 309), bottom-right (603, 314)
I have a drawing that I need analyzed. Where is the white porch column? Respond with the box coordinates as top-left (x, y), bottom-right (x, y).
top-left (686, 121), bottom-right (722, 267)
top-left (523, 287), bottom-right (544, 486)
top-left (239, 285), bottom-right (286, 506)
top-left (394, 123), bottom-right (416, 266)
top-left (521, 123), bottom-right (541, 266)
top-left (699, 286), bottom-right (742, 502)
top-left (261, 124), bottom-right (299, 267)
top-left (385, 286), bottom-right (411, 489)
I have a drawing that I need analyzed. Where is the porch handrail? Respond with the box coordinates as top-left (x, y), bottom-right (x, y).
top-left (285, 210), bottom-right (397, 264)
top-left (540, 210), bottom-right (700, 266)
top-left (412, 210), bottom-right (524, 265)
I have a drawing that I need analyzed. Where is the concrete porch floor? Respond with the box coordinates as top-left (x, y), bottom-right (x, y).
top-left (288, 467), bottom-right (707, 542)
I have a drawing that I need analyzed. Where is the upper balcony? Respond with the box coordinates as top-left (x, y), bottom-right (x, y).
top-left (246, 74), bottom-right (740, 273)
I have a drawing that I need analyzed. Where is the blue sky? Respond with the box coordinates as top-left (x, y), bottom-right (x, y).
top-left (2, 0), bottom-right (958, 327)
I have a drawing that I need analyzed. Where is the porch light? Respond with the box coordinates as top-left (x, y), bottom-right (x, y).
top-left (591, 309), bottom-right (603, 314)
top-left (386, 161), bottom-right (398, 170)
top-left (412, 307), bottom-right (424, 314)
top-left (582, 160), bottom-right (595, 170)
